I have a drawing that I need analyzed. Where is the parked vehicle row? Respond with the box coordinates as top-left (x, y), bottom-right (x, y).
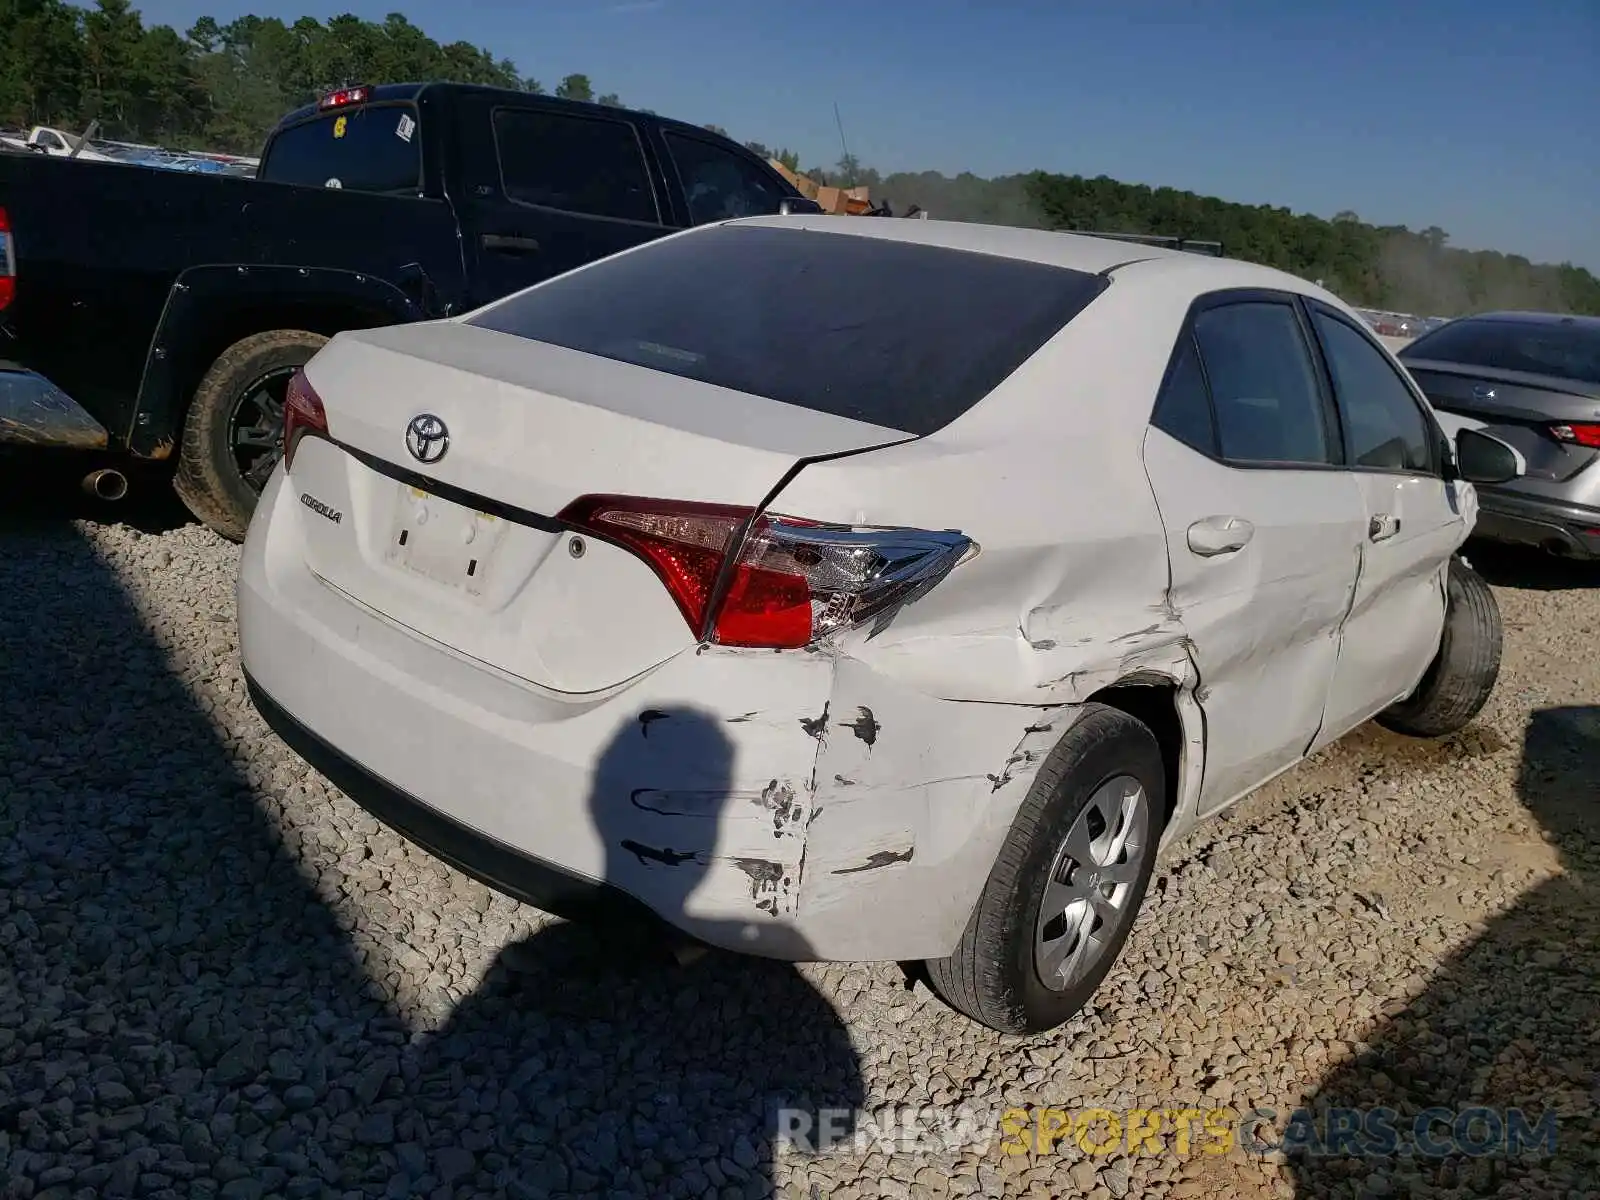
top-left (239, 214), bottom-right (1527, 1034)
top-left (0, 82), bottom-right (817, 539)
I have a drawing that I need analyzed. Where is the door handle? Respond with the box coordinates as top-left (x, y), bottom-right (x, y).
top-left (1369, 514), bottom-right (1401, 542)
top-left (1187, 515), bottom-right (1255, 557)
top-left (481, 233), bottom-right (541, 255)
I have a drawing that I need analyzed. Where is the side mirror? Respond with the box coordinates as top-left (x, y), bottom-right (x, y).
top-left (777, 196), bottom-right (823, 216)
top-left (1454, 427), bottom-right (1525, 485)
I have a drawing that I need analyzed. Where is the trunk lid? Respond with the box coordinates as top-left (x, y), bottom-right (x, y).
top-left (1406, 359), bottom-right (1600, 483)
top-left (288, 321), bottom-right (909, 694)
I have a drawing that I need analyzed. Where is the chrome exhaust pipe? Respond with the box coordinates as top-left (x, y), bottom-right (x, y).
top-left (82, 468), bottom-right (128, 502)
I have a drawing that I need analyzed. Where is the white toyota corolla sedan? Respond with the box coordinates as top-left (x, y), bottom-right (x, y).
top-left (238, 216), bottom-right (1524, 1035)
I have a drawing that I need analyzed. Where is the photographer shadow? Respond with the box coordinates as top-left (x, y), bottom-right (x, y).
top-left (405, 706), bottom-right (864, 1196)
top-left (1289, 705), bottom-right (1599, 1197)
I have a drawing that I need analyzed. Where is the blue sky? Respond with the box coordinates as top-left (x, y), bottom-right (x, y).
top-left (139, 0), bottom-right (1600, 270)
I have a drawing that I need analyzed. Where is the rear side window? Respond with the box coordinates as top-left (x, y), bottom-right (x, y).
top-left (1403, 318), bottom-right (1600, 385)
top-left (493, 109), bottom-right (659, 224)
top-left (1193, 302), bottom-right (1334, 465)
top-left (260, 104), bottom-right (421, 194)
top-left (468, 225), bottom-right (1108, 434)
top-left (664, 132), bottom-right (790, 224)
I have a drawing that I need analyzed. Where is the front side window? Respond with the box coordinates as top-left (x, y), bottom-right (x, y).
top-left (1193, 301), bottom-right (1334, 466)
top-left (664, 132), bottom-right (790, 225)
top-left (260, 104), bottom-right (422, 194)
top-left (493, 109), bottom-right (659, 224)
top-left (1312, 310), bottom-right (1433, 472)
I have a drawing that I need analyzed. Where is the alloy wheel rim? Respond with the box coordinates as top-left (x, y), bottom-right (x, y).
top-left (228, 367), bottom-right (298, 494)
top-left (1034, 774), bottom-right (1150, 993)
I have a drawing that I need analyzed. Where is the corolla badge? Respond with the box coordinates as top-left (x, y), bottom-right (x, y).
top-left (405, 413), bottom-right (449, 464)
top-left (1472, 384), bottom-right (1497, 400)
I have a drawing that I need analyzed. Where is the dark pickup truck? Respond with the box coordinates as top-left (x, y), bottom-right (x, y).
top-left (0, 82), bottom-right (812, 539)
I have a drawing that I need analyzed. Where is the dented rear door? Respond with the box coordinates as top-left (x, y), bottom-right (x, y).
top-left (1142, 297), bottom-right (1367, 814)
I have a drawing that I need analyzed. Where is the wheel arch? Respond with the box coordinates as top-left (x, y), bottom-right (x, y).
top-left (1083, 672), bottom-right (1205, 837)
top-left (127, 264), bottom-right (420, 460)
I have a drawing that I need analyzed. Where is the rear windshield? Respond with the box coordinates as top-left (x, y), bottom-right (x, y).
top-left (259, 103), bottom-right (421, 195)
top-left (1403, 318), bottom-right (1600, 385)
top-left (467, 225), bottom-right (1108, 434)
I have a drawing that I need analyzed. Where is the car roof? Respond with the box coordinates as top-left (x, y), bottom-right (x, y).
top-left (724, 214), bottom-right (1333, 298)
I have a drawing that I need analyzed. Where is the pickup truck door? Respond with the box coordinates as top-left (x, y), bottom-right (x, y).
top-left (453, 98), bottom-right (676, 309)
top-left (1302, 302), bottom-right (1470, 750)
top-left (1142, 294), bottom-right (1368, 816)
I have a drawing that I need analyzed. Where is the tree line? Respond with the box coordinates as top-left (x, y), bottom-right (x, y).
top-left (2, 1), bottom-right (1595, 316)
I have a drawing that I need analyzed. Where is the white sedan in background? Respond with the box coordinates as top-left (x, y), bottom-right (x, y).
top-left (238, 216), bottom-right (1522, 1035)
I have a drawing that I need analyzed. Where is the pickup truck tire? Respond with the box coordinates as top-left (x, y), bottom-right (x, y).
top-left (173, 329), bottom-right (328, 542)
top-left (1376, 556), bottom-right (1503, 739)
top-left (923, 704), bottom-right (1164, 1035)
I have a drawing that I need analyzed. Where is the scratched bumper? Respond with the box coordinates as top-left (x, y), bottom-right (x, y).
top-left (0, 367), bottom-right (109, 449)
top-left (245, 670), bottom-right (667, 928)
top-left (239, 468), bottom-right (1056, 962)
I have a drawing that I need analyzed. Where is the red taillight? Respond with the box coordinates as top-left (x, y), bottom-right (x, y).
top-left (1551, 422), bottom-right (1600, 449)
top-left (558, 494), bottom-right (972, 650)
top-left (319, 86), bottom-right (371, 110)
top-left (282, 369), bottom-right (328, 470)
top-left (0, 205), bottom-right (14, 312)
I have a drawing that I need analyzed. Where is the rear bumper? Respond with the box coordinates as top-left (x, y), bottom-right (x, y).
top-left (238, 467), bottom-right (1057, 962)
top-left (1473, 487), bottom-right (1600, 560)
top-left (0, 366), bottom-right (109, 450)
top-left (246, 671), bottom-right (663, 929)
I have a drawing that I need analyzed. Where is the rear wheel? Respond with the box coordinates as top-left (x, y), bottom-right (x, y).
top-left (1376, 556), bottom-right (1503, 738)
top-left (173, 329), bottom-right (328, 542)
top-left (924, 704), bottom-right (1165, 1035)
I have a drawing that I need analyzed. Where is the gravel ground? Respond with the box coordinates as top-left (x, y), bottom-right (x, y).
top-left (1, 493), bottom-right (1596, 1200)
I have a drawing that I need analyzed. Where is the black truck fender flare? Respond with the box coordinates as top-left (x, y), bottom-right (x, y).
top-left (125, 262), bottom-right (425, 460)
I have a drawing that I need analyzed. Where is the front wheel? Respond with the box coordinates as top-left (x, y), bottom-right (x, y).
top-left (173, 329), bottom-right (328, 542)
top-left (1376, 556), bottom-right (1503, 738)
top-left (924, 704), bottom-right (1165, 1035)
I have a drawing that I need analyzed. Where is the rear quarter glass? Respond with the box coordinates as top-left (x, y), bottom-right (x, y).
top-left (467, 225), bottom-right (1109, 436)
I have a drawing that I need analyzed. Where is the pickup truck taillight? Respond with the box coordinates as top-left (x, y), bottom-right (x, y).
top-left (282, 369), bottom-right (328, 470)
top-left (0, 206), bottom-right (14, 312)
top-left (557, 494), bottom-right (973, 650)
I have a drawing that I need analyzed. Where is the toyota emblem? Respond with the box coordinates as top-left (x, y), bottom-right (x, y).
top-left (405, 413), bottom-right (449, 464)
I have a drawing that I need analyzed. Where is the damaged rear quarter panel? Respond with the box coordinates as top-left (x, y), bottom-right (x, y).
top-left (765, 282), bottom-right (1194, 710)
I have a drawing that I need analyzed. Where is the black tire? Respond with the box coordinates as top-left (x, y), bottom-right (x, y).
top-left (173, 329), bottom-right (328, 542)
top-left (1376, 556), bottom-right (1503, 739)
top-left (924, 704), bottom-right (1165, 1035)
